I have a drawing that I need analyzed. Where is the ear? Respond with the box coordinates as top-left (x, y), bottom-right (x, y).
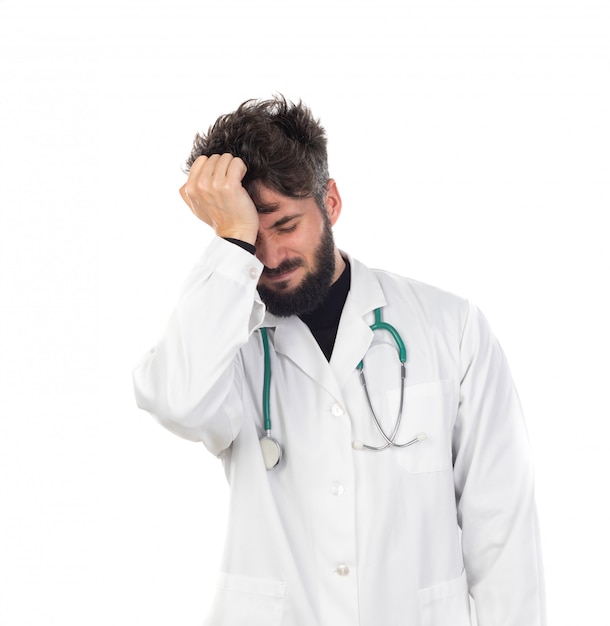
top-left (325, 179), bottom-right (342, 226)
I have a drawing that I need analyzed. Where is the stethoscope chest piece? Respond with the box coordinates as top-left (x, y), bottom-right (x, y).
top-left (257, 307), bottom-right (415, 469)
top-left (260, 435), bottom-right (282, 470)
top-left (259, 327), bottom-right (282, 470)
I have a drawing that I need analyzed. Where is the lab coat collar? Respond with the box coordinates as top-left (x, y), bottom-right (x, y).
top-left (330, 253), bottom-right (386, 388)
top-left (259, 252), bottom-right (386, 395)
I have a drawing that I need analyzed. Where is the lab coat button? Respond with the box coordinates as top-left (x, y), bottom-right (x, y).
top-left (336, 564), bottom-right (350, 576)
top-left (331, 403), bottom-right (344, 417)
top-left (330, 482), bottom-right (345, 496)
top-left (249, 267), bottom-right (259, 279)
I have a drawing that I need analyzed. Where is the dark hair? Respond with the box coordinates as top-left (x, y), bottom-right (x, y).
top-left (185, 95), bottom-right (330, 210)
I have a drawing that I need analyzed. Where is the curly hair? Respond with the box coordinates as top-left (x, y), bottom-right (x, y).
top-left (185, 95), bottom-right (330, 211)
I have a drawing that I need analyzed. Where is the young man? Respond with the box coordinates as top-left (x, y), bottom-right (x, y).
top-left (133, 96), bottom-right (546, 625)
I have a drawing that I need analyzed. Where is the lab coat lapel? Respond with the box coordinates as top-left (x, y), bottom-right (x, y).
top-left (330, 256), bottom-right (387, 390)
top-left (263, 313), bottom-right (343, 400)
top-left (260, 255), bottom-right (386, 396)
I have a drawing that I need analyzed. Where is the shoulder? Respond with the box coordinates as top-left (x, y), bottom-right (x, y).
top-left (369, 263), bottom-right (471, 319)
top-left (347, 253), bottom-right (478, 336)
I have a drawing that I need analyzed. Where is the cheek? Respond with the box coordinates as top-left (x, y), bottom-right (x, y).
top-left (295, 236), bottom-right (319, 264)
top-left (297, 220), bottom-right (325, 248)
top-left (280, 229), bottom-right (309, 254)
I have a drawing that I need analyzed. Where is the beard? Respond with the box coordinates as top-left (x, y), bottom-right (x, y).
top-left (257, 216), bottom-right (336, 317)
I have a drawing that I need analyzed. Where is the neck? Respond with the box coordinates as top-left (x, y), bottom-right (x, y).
top-left (331, 248), bottom-right (346, 285)
top-left (299, 256), bottom-right (351, 361)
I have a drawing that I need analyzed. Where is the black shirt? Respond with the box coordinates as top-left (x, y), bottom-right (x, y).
top-left (299, 260), bottom-right (350, 361)
top-left (224, 238), bottom-right (350, 361)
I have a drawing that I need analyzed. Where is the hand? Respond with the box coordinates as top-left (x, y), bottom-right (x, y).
top-left (179, 154), bottom-right (259, 245)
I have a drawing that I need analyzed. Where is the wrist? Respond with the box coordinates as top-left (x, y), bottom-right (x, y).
top-left (215, 228), bottom-right (257, 246)
top-left (223, 238), bottom-right (256, 255)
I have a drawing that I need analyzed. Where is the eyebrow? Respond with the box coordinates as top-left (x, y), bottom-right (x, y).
top-left (264, 213), bottom-right (304, 229)
top-left (255, 213), bottom-right (303, 230)
top-left (256, 202), bottom-right (281, 214)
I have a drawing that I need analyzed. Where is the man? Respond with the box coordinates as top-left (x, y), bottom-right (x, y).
top-left (133, 96), bottom-right (546, 625)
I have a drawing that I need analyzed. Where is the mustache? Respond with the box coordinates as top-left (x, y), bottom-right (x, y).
top-left (263, 258), bottom-right (304, 277)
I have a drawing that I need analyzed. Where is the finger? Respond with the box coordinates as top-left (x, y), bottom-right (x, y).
top-left (226, 155), bottom-right (247, 183)
top-left (183, 154), bottom-right (217, 202)
top-left (181, 155), bottom-right (207, 202)
top-left (179, 184), bottom-right (192, 210)
top-left (188, 154), bottom-right (209, 175)
top-left (210, 153), bottom-right (236, 186)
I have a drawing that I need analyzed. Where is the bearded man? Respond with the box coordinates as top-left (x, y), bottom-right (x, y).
top-left (133, 96), bottom-right (546, 626)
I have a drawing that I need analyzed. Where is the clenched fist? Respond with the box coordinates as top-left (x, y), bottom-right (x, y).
top-left (180, 153), bottom-right (259, 245)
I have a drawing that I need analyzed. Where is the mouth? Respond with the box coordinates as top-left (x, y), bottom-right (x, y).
top-left (262, 260), bottom-right (304, 287)
top-left (260, 268), bottom-right (301, 293)
top-left (263, 266), bottom-right (299, 283)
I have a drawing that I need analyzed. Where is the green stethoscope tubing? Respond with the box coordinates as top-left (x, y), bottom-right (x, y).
top-left (259, 326), bottom-right (282, 469)
top-left (356, 307), bottom-right (406, 370)
top-left (355, 307), bottom-right (411, 451)
top-left (260, 326), bottom-right (272, 433)
top-left (259, 307), bottom-right (420, 466)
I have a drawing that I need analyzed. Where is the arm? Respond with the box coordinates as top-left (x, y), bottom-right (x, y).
top-left (133, 238), bottom-right (264, 451)
top-left (132, 154), bottom-right (264, 454)
top-left (453, 304), bottom-right (546, 625)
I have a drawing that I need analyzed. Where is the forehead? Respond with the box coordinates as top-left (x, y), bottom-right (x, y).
top-left (255, 185), bottom-right (319, 225)
top-left (254, 186), bottom-right (290, 214)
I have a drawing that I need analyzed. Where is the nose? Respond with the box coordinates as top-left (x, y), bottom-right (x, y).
top-left (256, 234), bottom-right (286, 270)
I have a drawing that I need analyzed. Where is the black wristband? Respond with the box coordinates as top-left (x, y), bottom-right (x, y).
top-left (223, 238), bottom-right (256, 255)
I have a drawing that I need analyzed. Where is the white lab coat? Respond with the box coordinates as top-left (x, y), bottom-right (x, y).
top-left (133, 237), bottom-right (546, 626)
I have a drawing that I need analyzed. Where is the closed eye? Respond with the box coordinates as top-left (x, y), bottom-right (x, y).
top-left (269, 212), bottom-right (304, 233)
top-left (277, 223), bottom-right (298, 234)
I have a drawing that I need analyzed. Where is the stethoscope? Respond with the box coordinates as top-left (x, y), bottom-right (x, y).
top-left (258, 307), bottom-right (426, 470)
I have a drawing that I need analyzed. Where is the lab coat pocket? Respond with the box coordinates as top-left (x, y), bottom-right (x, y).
top-left (418, 569), bottom-right (471, 626)
top-left (392, 379), bottom-right (455, 474)
top-left (204, 573), bottom-right (286, 626)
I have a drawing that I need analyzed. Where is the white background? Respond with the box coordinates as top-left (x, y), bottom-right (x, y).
top-left (0, 0), bottom-right (608, 624)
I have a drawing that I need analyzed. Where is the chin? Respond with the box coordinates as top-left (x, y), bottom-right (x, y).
top-left (267, 280), bottom-right (293, 292)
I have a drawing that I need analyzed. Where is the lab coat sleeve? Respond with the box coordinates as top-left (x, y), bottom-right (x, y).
top-left (132, 237), bottom-right (266, 454)
top-left (452, 303), bottom-right (546, 625)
